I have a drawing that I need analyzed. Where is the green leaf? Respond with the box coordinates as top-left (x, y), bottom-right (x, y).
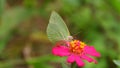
top-left (0, 0), bottom-right (6, 16)
top-left (47, 11), bottom-right (70, 43)
top-left (113, 60), bottom-right (120, 67)
top-left (0, 7), bottom-right (29, 37)
top-left (0, 54), bottom-right (67, 68)
top-left (0, 7), bottom-right (31, 53)
top-left (108, 0), bottom-right (120, 14)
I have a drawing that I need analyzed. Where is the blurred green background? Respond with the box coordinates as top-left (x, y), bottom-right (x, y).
top-left (0, 0), bottom-right (120, 68)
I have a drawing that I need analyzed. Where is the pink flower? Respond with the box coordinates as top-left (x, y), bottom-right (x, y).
top-left (52, 40), bottom-right (100, 67)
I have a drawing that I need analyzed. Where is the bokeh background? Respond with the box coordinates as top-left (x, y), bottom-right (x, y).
top-left (0, 0), bottom-right (120, 68)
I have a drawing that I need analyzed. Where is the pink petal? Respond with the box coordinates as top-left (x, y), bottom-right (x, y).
top-left (81, 55), bottom-right (97, 63)
top-left (81, 55), bottom-right (93, 62)
top-left (84, 46), bottom-right (100, 57)
top-left (75, 56), bottom-right (84, 66)
top-left (67, 55), bottom-right (75, 63)
top-left (52, 45), bottom-right (70, 57)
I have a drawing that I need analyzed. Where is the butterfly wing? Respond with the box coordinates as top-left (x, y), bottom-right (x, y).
top-left (47, 11), bottom-right (70, 43)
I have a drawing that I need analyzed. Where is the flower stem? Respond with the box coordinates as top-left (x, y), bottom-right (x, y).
top-left (71, 62), bottom-right (83, 68)
top-left (71, 62), bottom-right (77, 68)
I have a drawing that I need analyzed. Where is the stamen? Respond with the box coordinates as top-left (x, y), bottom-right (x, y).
top-left (69, 40), bottom-right (86, 54)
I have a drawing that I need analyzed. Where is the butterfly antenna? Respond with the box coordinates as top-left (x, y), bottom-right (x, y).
top-left (71, 32), bottom-right (81, 40)
top-left (72, 32), bottom-right (81, 37)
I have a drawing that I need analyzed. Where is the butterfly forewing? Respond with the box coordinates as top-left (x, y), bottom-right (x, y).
top-left (47, 11), bottom-right (70, 43)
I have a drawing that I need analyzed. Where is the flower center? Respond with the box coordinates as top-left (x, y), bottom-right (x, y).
top-left (69, 40), bottom-right (86, 54)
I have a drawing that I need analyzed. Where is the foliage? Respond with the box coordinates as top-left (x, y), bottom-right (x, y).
top-left (113, 60), bottom-right (120, 67)
top-left (0, 0), bottom-right (120, 68)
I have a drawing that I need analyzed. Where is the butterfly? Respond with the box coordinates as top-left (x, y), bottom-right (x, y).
top-left (47, 11), bottom-right (72, 43)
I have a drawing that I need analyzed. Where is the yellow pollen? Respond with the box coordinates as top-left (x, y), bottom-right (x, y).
top-left (71, 44), bottom-right (75, 47)
top-left (69, 40), bottom-right (86, 54)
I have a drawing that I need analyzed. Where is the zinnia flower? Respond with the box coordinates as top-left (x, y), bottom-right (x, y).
top-left (52, 40), bottom-right (100, 66)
